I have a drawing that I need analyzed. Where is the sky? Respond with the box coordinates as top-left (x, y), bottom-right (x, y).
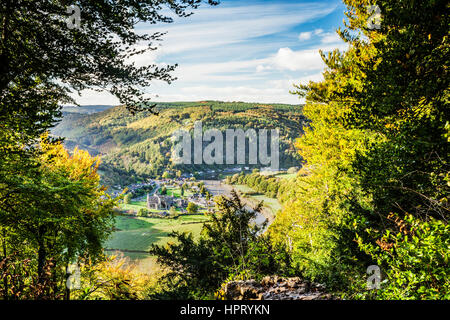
top-left (73, 0), bottom-right (348, 105)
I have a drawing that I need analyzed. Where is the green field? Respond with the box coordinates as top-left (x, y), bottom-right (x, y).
top-left (233, 184), bottom-right (255, 193)
top-left (233, 185), bottom-right (282, 214)
top-left (249, 195), bottom-right (282, 213)
top-left (274, 172), bottom-right (297, 180)
top-left (105, 214), bottom-right (209, 273)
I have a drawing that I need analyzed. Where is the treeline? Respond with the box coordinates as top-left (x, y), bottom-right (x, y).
top-left (225, 170), bottom-right (281, 198)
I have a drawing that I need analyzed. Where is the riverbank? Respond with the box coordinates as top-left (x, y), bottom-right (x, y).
top-left (201, 180), bottom-right (279, 226)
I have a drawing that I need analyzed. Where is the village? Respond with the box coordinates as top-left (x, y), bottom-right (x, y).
top-left (114, 176), bottom-right (216, 218)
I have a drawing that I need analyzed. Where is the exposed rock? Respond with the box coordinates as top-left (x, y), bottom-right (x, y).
top-left (223, 276), bottom-right (335, 300)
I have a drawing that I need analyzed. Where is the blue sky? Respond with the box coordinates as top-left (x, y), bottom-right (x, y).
top-left (74, 0), bottom-right (348, 105)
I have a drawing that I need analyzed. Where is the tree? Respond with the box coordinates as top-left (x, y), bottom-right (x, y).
top-left (180, 185), bottom-right (185, 196)
top-left (149, 192), bottom-right (291, 299)
top-left (0, 0), bottom-right (219, 299)
top-left (137, 208), bottom-right (149, 217)
top-left (186, 202), bottom-right (198, 214)
top-left (345, 0), bottom-right (449, 222)
top-left (0, 1), bottom-right (220, 217)
top-left (278, 0), bottom-right (449, 298)
top-left (0, 137), bottom-right (116, 299)
top-left (1, 0), bottom-right (219, 116)
top-left (123, 194), bottom-right (132, 204)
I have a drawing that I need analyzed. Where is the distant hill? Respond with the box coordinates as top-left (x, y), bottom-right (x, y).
top-left (53, 101), bottom-right (307, 186)
top-left (61, 105), bottom-right (116, 114)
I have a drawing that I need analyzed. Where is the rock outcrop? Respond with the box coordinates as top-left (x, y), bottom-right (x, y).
top-left (223, 276), bottom-right (335, 300)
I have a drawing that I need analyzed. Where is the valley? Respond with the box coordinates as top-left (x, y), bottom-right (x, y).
top-left (54, 101), bottom-right (306, 186)
top-left (53, 102), bottom-right (303, 274)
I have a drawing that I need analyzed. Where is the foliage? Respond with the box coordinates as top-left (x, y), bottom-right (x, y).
top-left (137, 208), bottom-right (149, 217)
top-left (0, 0), bottom-right (219, 113)
top-left (269, 0), bottom-right (449, 298)
top-left (226, 171), bottom-right (283, 199)
top-left (130, 185), bottom-right (155, 198)
top-left (353, 214), bottom-right (450, 300)
top-left (0, 137), bottom-right (116, 299)
top-left (0, 0), bottom-right (219, 300)
top-left (186, 202), bottom-right (199, 214)
top-left (123, 194), bottom-right (132, 204)
top-left (72, 254), bottom-right (151, 300)
top-left (149, 192), bottom-right (293, 299)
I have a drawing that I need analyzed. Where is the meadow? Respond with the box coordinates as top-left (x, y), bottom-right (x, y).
top-left (105, 214), bottom-right (209, 274)
top-left (232, 184), bottom-right (282, 214)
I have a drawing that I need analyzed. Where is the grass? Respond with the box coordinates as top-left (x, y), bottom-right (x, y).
top-left (165, 186), bottom-right (181, 197)
top-left (232, 185), bottom-right (282, 214)
top-left (107, 214), bottom-right (208, 249)
top-left (119, 200), bottom-right (181, 214)
top-left (105, 214), bottom-right (209, 274)
top-left (233, 184), bottom-right (255, 193)
top-left (164, 186), bottom-right (193, 197)
top-left (109, 186), bottom-right (207, 273)
top-left (120, 201), bottom-right (148, 212)
top-left (250, 195), bottom-right (282, 212)
top-left (274, 172), bottom-right (297, 180)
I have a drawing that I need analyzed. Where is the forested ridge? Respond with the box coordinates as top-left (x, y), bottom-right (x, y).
top-left (54, 102), bottom-right (306, 186)
top-left (0, 0), bottom-right (448, 300)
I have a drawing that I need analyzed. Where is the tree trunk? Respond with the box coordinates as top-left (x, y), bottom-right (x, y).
top-left (37, 243), bottom-right (46, 285)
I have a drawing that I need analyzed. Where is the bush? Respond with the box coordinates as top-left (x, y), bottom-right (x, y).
top-left (353, 214), bottom-right (450, 300)
top-left (123, 193), bottom-right (132, 204)
top-left (149, 192), bottom-right (293, 299)
top-left (186, 202), bottom-right (198, 214)
top-left (287, 167), bottom-right (298, 174)
top-left (137, 208), bottom-right (149, 217)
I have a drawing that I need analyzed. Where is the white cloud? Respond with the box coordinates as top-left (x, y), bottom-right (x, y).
top-left (320, 32), bottom-right (342, 44)
top-left (138, 3), bottom-right (337, 57)
top-left (70, 89), bottom-right (120, 105)
top-left (256, 64), bottom-right (272, 73)
top-left (268, 73), bottom-right (324, 90)
top-left (173, 45), bottom-right (330, 80)
top-left (299, 28), bottom-right (326, 41)
top-left (71, 1), bottom-right (344, 105)
top-left (298, 31), bottom-right (312, 41)
top-left (158, 84), bottom-right (304, 104)
top-left (271, 47), bottom-right (325, 71)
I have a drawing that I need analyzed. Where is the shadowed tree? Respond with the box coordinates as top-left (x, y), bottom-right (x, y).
top-left (0, 0), bottom-right (219, 299)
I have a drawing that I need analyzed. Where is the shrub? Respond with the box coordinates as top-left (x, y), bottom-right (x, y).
top-left (123, 193), bottom-right (132, 204)
top-left (137, 208), bottom-right (149, 217)
top-left (354, 214), bottom-right (449, 300)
